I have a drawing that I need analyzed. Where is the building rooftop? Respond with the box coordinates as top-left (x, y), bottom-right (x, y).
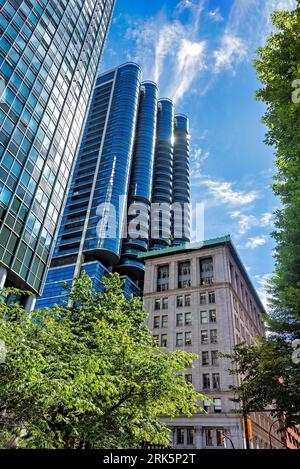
top-left (138, 235), bottom-right (231, 260)
top-left (138, 235), bottom-right (266, 314)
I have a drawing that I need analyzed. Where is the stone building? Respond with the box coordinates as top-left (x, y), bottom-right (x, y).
top-left (140, 235), bottom-right (284, 449)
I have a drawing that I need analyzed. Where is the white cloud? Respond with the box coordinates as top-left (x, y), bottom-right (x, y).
top-left (207, 8), bottom-right (224, 23)
top-left (243, 235), bottom-right (269, 249)
top-left (227, 0), bottom-right (296, 46)
top-left (125, 1), bottom-right (206, 103)
top-left (176, 0), bottom-right (193, 13)
top-left (190, 145), bottom-right (209, 179)
top-left (200, 179), bottom-right (259, 206)
top-left (261, 212), bottom-right (273, 226)
top-left (230, 211), bottom-right (273, 235)
top-left (213, 33), bottom-right (247, 73)
top-left (254, 273), bottom-right (272, 310)
top-left (170, 39), bottom-right (206, 103)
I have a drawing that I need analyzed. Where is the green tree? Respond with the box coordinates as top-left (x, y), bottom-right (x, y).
top-left (224, 3), bottom-right (300, 426)
top-left (0, 273), bottom-right (205, 449)
top-left (254, 4), bottom-right (300, 336)
top-left (222, 339), bottom-right (300, 428)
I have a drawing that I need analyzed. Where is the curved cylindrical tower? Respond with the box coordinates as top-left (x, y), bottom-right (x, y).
top-left (172, 114), bottom-right (190, 245)
top-left (117, 81), bottom-right (158, 279)
top-left (83, 63), bottom-right (141, 266)
top-left (150, 98), bottom-right (174, 249)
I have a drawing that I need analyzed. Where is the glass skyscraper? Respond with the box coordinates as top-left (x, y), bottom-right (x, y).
top-left (172, 114), bottom-right (190, 245)
top-left (37, 63), bottom-right (191, 309)
top-left (117, 80), bottom-right (158, 280)
top-left (151, 98), bottom-right (174, 250)
top-left (0, 0), bottom-right (115, 307)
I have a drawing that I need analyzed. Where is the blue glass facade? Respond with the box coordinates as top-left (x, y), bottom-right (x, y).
top-left (86, 64), bottom-right (141, 265)
top-left (37, 63), bottom-right (190, 308)
top-left (172, 114), bottom-right (190, 245)
top-left (37, 64), bottom-right (142, 307)
top-left (117, 81), bottom-right (158, 279)
top-left (0, 0), bottom-right (115, 297)
top-left (151, 98), bottom-right (174, 249)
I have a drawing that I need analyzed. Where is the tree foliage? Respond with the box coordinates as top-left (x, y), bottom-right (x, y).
top-left (254, 4), bottom-right (300, 335)
top-left (226, 3), bottom-right (300, 425)
top-left (0, 273), bottom-right (204, 449)
top-left (223, 339), bottom-right (300, 427)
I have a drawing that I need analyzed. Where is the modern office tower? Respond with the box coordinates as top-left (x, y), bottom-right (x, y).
top-left (172, 114), bottom-right (190, 245)
top-left (116, 81), bottom-right (158, 280)
top-left (151, 98), bottom-right (174, 250)
top-left (36, 63), bottom-right (191, 308)
top-left (140, 236), bottom-right (284, 449)
top-left (0, 0), bottom-right (115, 307)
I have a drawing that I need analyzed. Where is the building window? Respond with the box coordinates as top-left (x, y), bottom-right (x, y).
top-left (153, 335), bottom-right (159, 345)
top-left (185, 332), bottom-right (192, 345)
top-left (161, 315), bottom-right (168, 328)
top-left (153, 316), bottom-right (160, 329)
top-left (200, 310), bottom-right (208, 324)
top-left (201, 330), bottom-right (209, 344)
top-left (212, 373), bottom-right (220, 390)
top-left (185, 374), bottom-right (193, 383)
top-left (209, 309), bottom-right (217, 323)
top-left (202, 351), bottom-right (209, 366)
top-left (203, 400), bottom-right (210, 413)
top-left (214, 399), bottom-right (222, 413)
top-left (235, 273), bottom-right (239, 294)
top-left (200, 292), bottom-right (206, 305)
top-left (178, 261), bottom-right (191, 289)
top-left (185, 294), bottom-right (191, 307)
top-left (202, 373), bottom-right (210, 389)
top-left (208, 291), bottom-right (215, 304)
top-left (185, 312), bottom-right (192, 326)
top-left (205, 429), bottom-right (214, 446)
top-left (176, 428), bottom-right (185, 445)
top-left (155, 299), bottom-right (161, 310)
top-left (211, 350), bottom-right (219, 366)
top-left (187, 429), bottom-right (194, 445)
top-left (184, 332), bottom-right (192, 345)
top-left (216, 429), bottom-right (224, 447)
top-left (157, 265), bottom-right (169, 292)
top-left (210, 329), bottom-right (218, 344)
top-left (162, 297), bottom-right (169, 310)
top-left (176, 332), bottom-right (183, 347)
top-left (177, 295), bottom-right (183, 307)
top-left (161, 334), bottom-right (168, 347)
top-left (200, 257), bottom-right (214, 285)
top-left (176, 313), bottom-right (183, 327)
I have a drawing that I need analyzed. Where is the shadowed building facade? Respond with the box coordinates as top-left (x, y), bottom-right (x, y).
top-left (0, 0), bottom-right (115, 308)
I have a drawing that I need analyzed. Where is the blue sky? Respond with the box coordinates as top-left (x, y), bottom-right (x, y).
top-left (100, 0), bottom-right (296, 306)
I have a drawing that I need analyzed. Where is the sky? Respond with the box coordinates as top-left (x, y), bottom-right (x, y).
top-left (100, 0), bottom-right (296, 307)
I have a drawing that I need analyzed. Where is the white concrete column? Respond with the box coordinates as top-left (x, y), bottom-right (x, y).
top-left (191, 257), bottom-right (198, 287)
top-left (0, 267), bottom-right (7, 289)
top-left (144, 263), bottom-right (155, 294)
top-left (169, 261), bottom-right (176, 290)
top-left (194, 426), bottom-right (203, 449)
top-left (24, 295), bottom-right (36, 311)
